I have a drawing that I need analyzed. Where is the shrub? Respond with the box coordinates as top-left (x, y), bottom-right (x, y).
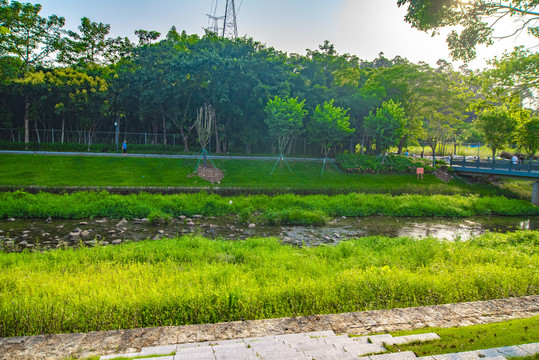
top-left (337, 154), bottom-right (435, 174)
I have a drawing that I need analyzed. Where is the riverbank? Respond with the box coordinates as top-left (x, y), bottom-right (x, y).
top-left (0, 153), bottom-right (534, 199)
top-left (1, 231), bottom-right (537, 337)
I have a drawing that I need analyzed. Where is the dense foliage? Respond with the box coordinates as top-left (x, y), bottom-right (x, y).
top-left (1, 1), bottom-right (537, 159)
top-left (0, 231), bottom-right (537, 336)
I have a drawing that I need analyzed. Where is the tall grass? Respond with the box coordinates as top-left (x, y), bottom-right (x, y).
top-left (1, 190), bottom-right (538, 220)
top-left (0, 231), bottom-right (537, 337)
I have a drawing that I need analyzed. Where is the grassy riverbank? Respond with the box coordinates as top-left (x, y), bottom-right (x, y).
top-left (1, 191), bottom-right (538, 222)
top-left (0, 154), bottom-right (533, 198)
top-left (0, 231), bottom-right (537, 337)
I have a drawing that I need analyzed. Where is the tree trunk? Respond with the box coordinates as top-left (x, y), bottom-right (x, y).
top-left (24, 96), bottom-right (30, 144)
top-left (179, 127), bottom-right (190, 152)
top-left (430, 143), bottom-right (437, 167)
top-left (162, 114), bottom-right (167, 146)
top-left (286, 137), bottom-right (296, 155)
top-left (397, 135), bottom-right (407, 155)
top-left (61, 118), bottom-right (65, 144)
top-left (34, 120), bottom-right (41, 144)
top-left (214, 119), bottom-right (221, 154)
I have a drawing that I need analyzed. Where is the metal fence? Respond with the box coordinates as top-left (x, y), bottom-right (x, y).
top-left (0, 128), bottom-right (184, 147)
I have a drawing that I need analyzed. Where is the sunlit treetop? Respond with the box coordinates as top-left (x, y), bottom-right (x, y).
top-left (397, 0), bottom-right (539, 62)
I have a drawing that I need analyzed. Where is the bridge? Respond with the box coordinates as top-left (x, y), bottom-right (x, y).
top-left (449, 157), bottom-right (539, 205)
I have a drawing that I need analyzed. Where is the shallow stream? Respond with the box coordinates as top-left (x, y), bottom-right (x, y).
top-left (1, 215), bottom-right (537, 252)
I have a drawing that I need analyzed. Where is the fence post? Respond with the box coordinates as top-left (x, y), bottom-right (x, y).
top-left (144, 132), bottom-right (147, 145)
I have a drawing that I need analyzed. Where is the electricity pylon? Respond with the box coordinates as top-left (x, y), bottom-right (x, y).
top-left (222, 0), bottom-right (238, 39)
top-left (207, 0), bottom-right (239, 39)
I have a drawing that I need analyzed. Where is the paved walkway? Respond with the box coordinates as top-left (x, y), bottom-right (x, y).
top-left (99, 330), bottom-right (539, 360)
top-left (0, 150), bottom-right (327, 162)
top-left (1, 296), bottom-right (538, 360)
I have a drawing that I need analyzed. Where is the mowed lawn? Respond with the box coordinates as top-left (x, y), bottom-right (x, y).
top-left (0, 153), bottom-right (446, 190)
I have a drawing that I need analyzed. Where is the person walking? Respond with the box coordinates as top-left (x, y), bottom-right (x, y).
top-left (122, 139), bottom-right (127, 157)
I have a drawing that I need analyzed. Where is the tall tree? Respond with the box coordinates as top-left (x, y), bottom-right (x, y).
top-left (57, 17), bottom-right (133, 67)
top-left (475, 106), bottom-right (517, 158)
top-left (364, 99), bottom-right (407, 155)
top-left (362, 61), bottom-right (436, 153)
top-left (0, 0), bottom-right (64, 143)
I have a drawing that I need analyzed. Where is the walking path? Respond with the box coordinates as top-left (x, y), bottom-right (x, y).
top-left (0, 150), bottom-right (327, 162)
top-left (1, 296), bottom-right (538, 360)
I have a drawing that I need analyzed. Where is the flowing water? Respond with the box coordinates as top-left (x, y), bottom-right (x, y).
top-left (1, 215), bottom-right (537, 252)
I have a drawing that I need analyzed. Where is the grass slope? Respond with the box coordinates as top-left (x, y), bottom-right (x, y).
top-left (0, 154), bottom-right (532, 198)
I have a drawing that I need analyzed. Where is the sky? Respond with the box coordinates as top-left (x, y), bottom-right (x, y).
top-left (35, 0), bottom-right (537, 70)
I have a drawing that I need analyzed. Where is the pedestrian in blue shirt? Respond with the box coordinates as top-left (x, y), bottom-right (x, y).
top-left (122, 139), bottom-right (127, 157)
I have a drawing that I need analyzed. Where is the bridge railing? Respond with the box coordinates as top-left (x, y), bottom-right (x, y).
top-left (450, 157), bottom-right (539, 173)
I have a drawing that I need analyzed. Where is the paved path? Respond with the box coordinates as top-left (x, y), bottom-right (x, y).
top-left (1, 296), bottom-right (538, 360)
top-left (0, 150), bottom-right (328, 162)
top-left (99, 330), bottom-right (539, 360)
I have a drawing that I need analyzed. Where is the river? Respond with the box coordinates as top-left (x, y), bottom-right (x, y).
top-left (1, 215), bottom-right (537, 252)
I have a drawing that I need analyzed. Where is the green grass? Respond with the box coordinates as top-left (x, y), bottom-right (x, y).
top-left (384, 315), bottom-right (539, 356)
top-left (1, 230), bottom-right (537, 337)
top-left (1, 190), bottom-right (539, 220)
top-left (0, 154), bottom-right (531, 198)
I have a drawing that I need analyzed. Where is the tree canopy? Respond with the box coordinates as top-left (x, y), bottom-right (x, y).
top-left (397, 0), bottom-right (539, 61)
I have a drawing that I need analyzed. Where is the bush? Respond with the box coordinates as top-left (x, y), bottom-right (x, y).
top-left (337, 154), bottom-right (435, 174)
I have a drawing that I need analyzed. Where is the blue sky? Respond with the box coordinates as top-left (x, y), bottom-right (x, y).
top-left (35, 0), bottom-right (534, 70)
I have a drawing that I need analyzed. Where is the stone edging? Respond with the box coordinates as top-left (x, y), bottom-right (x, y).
top-left (1, 296), bottom-right (538, 360)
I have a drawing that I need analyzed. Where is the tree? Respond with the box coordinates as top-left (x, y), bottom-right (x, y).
top-left (264, 96), bottom-right (306, 155)
top-left (515, 115), bottom-right (539, 158)
top-left (362, 61), bottom-right (437, 154)
top-left (134, 29), bottom-right (161, 46)
top-left (397, 0), bottom-right (539, 61)
top-left (475, 106), bottom-right (517, 158)
top-left (484, 47), bottom-right (539, 107)
top-left (0, 0), bottom-right (65, 143)
top-left (364, 99), bottom-right (407, 155)
top-left (57, 17), bottom-right (133, 67)
top-left (308, 100), bottom-right (354, 157)
top-left (195, 104), bottom-right (214, 168)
